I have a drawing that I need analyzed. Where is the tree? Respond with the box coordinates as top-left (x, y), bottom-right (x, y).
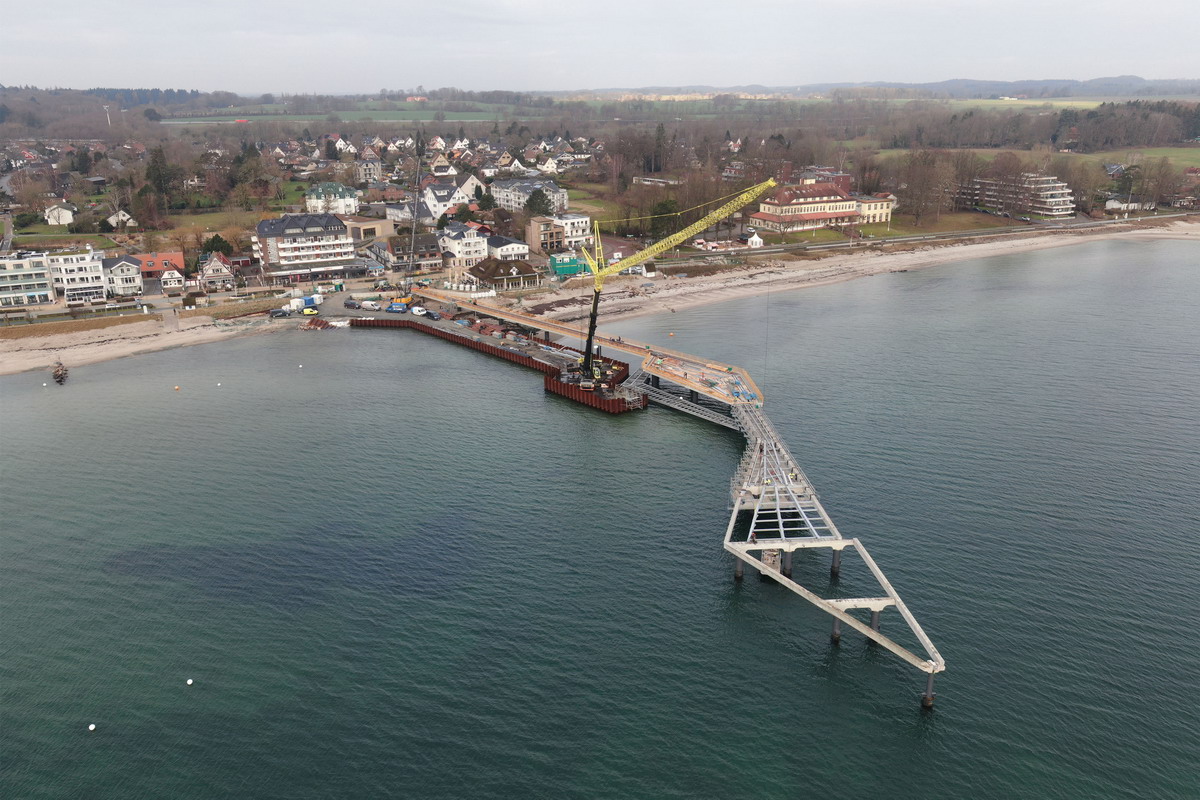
top-left (201, 234), bottom-right (234, 256)
top-left (143, 108), bottom-right (162, 122)
top-left (478, 191), bottom-right (497, 211)
top-left (324, 140), bottom-right (338, 160)
top-left (524, 188), bottom-right (553, 216)
top-left (649, 198), bottom-right (680, 239)
top-left (436, 213), bottom-right (449, 229)
top-left (145, 146), bottom-right (182, 198)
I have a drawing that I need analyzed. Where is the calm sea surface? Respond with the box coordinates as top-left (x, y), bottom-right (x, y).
top-left (3, 239), bottom-right (1199, 798)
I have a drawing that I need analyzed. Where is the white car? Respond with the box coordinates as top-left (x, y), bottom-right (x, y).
top-left (410, 306), bottom-right (427, 316)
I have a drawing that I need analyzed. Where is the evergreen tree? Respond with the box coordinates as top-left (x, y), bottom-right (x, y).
top-left (201, 234), bottom-right (234, 256)
top-left (524, 188), bottom-right (553, 216)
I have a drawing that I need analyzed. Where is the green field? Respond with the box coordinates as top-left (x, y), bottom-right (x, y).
top-left (13, 234), bottom-right (118, 249)
top-left (1075, 146), bottom-right (1200, 169)
top-left (858, 212), bottom-right (1018, 237)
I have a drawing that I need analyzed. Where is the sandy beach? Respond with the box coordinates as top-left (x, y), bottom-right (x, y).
top-left (517, 219), bottom-right (1200, 325)
top-left (0, 317), bottom-right (276, 377)
top-left (3, 219), bottom-right (1197, 378)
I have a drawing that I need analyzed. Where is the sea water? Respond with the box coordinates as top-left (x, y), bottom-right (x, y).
top-left (3, 238), bottom-right (1198, 798)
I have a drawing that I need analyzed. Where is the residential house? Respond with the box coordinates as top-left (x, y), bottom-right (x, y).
top-left (437, 221), bottom-right (488, 274)
top-left (486, 235), bottom-right (530, 261)
top-left (429, 153), bottom-right (457, 177)
top-left (160, 266), bottom-right (186, 293)
top-left (44, 203), bottom-right (77, 226)
top-left (468, 258), bottom-right (543, 290)
top-left (106, 209), bottom-right (137, 229)
top-left (355, 147), bottom-right (383, 184)
top-left (197, 252), bottom-right (236, 290)
top-left (136, 251), bottom-right (186, 281)
top-left (306, 182), bottom-right (360, 215)
top-left (366, 233), bottom-right (442, 272)
top-left (490, 178), bottom-right (569, 214)
top-left (454, 172), bottom-right (486, 200)
top-left (423, 183), bottom-right (472, 220)
top-left (101, 255), bottom-right (144, 296)
top-left (853, 195), bottom-right (894, 225)
top-left (385, 200), bottom-right (435, 227)
top-left (363, 182), bottom-right (405, 203)
top-left (0, 250), bottom-right (56, 307)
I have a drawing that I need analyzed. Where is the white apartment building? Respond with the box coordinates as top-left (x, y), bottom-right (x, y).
top-left (0, 250), bottom-right (56, 308)
top-left (47, 248), bottom-right (107, 304)
top-left (489, 178), bottom-right (569, 214)
top-left (959, 173), bottom-right (1075, 218)
top-left (101, 255), bottom-right (145, 296)
top-left (305, 182), bottom-right (360, 215)
top-left (524, 213), bottom-right (593, 253)
top-left (252, 214), bottom-right (356, 269)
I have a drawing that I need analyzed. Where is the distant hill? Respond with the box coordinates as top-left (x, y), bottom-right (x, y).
top-left (572, 76), bottom-right (1200, 99)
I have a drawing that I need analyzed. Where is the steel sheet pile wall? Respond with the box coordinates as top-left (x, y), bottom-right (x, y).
top-left (350, 318), bottom-right (643, 414)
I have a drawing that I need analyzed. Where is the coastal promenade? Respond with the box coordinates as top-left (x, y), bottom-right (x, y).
top-left (414, 287), bottom-right (946, 702)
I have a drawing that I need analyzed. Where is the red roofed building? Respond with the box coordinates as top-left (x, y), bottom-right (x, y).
top-left (750, 183), bottom-right (860, 233)
top-left (137, 251), bottom-right (186, 280)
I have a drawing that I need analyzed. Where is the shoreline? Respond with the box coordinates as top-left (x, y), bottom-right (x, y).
top-left (4, 220), bottom-right (1197, 378)
top-left (525, 219), bottom-right (1200, 326)
top-left (0, 317), bottom-right (277, 377)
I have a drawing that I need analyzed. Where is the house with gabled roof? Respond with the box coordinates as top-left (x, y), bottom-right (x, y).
top-left (101, 255), bottom-right (145, 296)
top-left (356, 147), bottom-right (383, 184)
top-left (197, 252), bottom-right (236, 290)
top-left (467, 257), bottom-right (543, 290)
top-left (44, 202), bottom-right (77, 226)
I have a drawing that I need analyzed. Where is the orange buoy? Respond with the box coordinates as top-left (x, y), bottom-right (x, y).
top-left (174, 386), bottom-right (180, 391)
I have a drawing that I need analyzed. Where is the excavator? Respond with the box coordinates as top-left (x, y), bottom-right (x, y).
top-left (576, 178), bottom-right (777, 379)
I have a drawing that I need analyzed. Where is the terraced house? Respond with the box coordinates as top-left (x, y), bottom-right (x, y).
top-left (0, 251), bottom-right (56, 307)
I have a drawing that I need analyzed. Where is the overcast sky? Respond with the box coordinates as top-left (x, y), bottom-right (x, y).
top-left (3, 0), bottom-right (1197, 94)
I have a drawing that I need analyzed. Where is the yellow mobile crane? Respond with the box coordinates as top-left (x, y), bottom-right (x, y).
top-left (577, 178), bottom-right (776, 377)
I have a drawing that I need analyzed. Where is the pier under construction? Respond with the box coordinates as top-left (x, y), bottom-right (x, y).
top-left (366, 287), bottom-right (946, 705)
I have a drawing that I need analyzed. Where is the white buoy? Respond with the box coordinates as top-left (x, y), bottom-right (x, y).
top-left (43, 383), bottom-right (48, 387)
top-left (298, 365), bottom-right (303, 368)
top-left (216, 383), bottom-right (221, 387)
top-left (186, 678), bottom-right (193, 685)
top-left (88, 723), bottom-right (96, 731)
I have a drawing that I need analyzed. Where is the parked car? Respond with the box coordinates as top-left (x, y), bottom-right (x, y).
top-left (410, 306), bottom-right (427, 316)
top-left (300, 307), bottom-right (319, 316)
top-left (269, 309), bottom-right (291, 318)
top-left (344, 299), bottom-right (361, 309)
top-left (361, 300), bottom-right (381, 311)
top-left (425, 311), bottom-right (441, 321)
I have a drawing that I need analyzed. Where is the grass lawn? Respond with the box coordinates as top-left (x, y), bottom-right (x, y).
top-left (859, 212), bottom-right (1017, 237)
top-left (1073, 146), bottom-right (1200, 170)
top-left (759, 229), bottom-right (846, 245)
top-left (166, 209), bottom-right (271, 232)
top-left (275, 182), bottom-right (309, 206)
top-left (13, 234), bottom-right (119, 249)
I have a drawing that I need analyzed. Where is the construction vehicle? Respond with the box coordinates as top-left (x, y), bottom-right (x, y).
top-left (577, 178), bottom-right (777, 378)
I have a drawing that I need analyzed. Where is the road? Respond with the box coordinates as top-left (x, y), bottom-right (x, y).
top-left (1, 211), bottom-right (12, 254)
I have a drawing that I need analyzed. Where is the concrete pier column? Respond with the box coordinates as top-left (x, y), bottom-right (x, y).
top-left (921, 674), bottom-right (936, 709)
top-left (544, 331), bottom-right (551, 342)
top-left (870, 610), bottom-right (881, 631)
top-left (782, 550), bottom-right (793, 577)
top-left (650, 375), bottom-right (660, 388)
top-left (831, 617), bottom-right (841, 644)
top-left (830, 549), bottom-right (842, 578)
top-left (689, 390), bottom-right (699, 402)
top-left (734, 558), bottom-right (744, 581)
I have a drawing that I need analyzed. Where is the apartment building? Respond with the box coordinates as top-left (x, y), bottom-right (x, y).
top-left (490, 178), bottom-right (569, 214)
top-left (524, 213), bottom-right (593, 253)
top-left (958, 173), bottom-right (1075, 218)
top-left (47, 248), bottom-right (107, 304)
top-left (0, 251), bottom-right (56, 307)
top-left (252, 214), bottom-right (356, 269)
